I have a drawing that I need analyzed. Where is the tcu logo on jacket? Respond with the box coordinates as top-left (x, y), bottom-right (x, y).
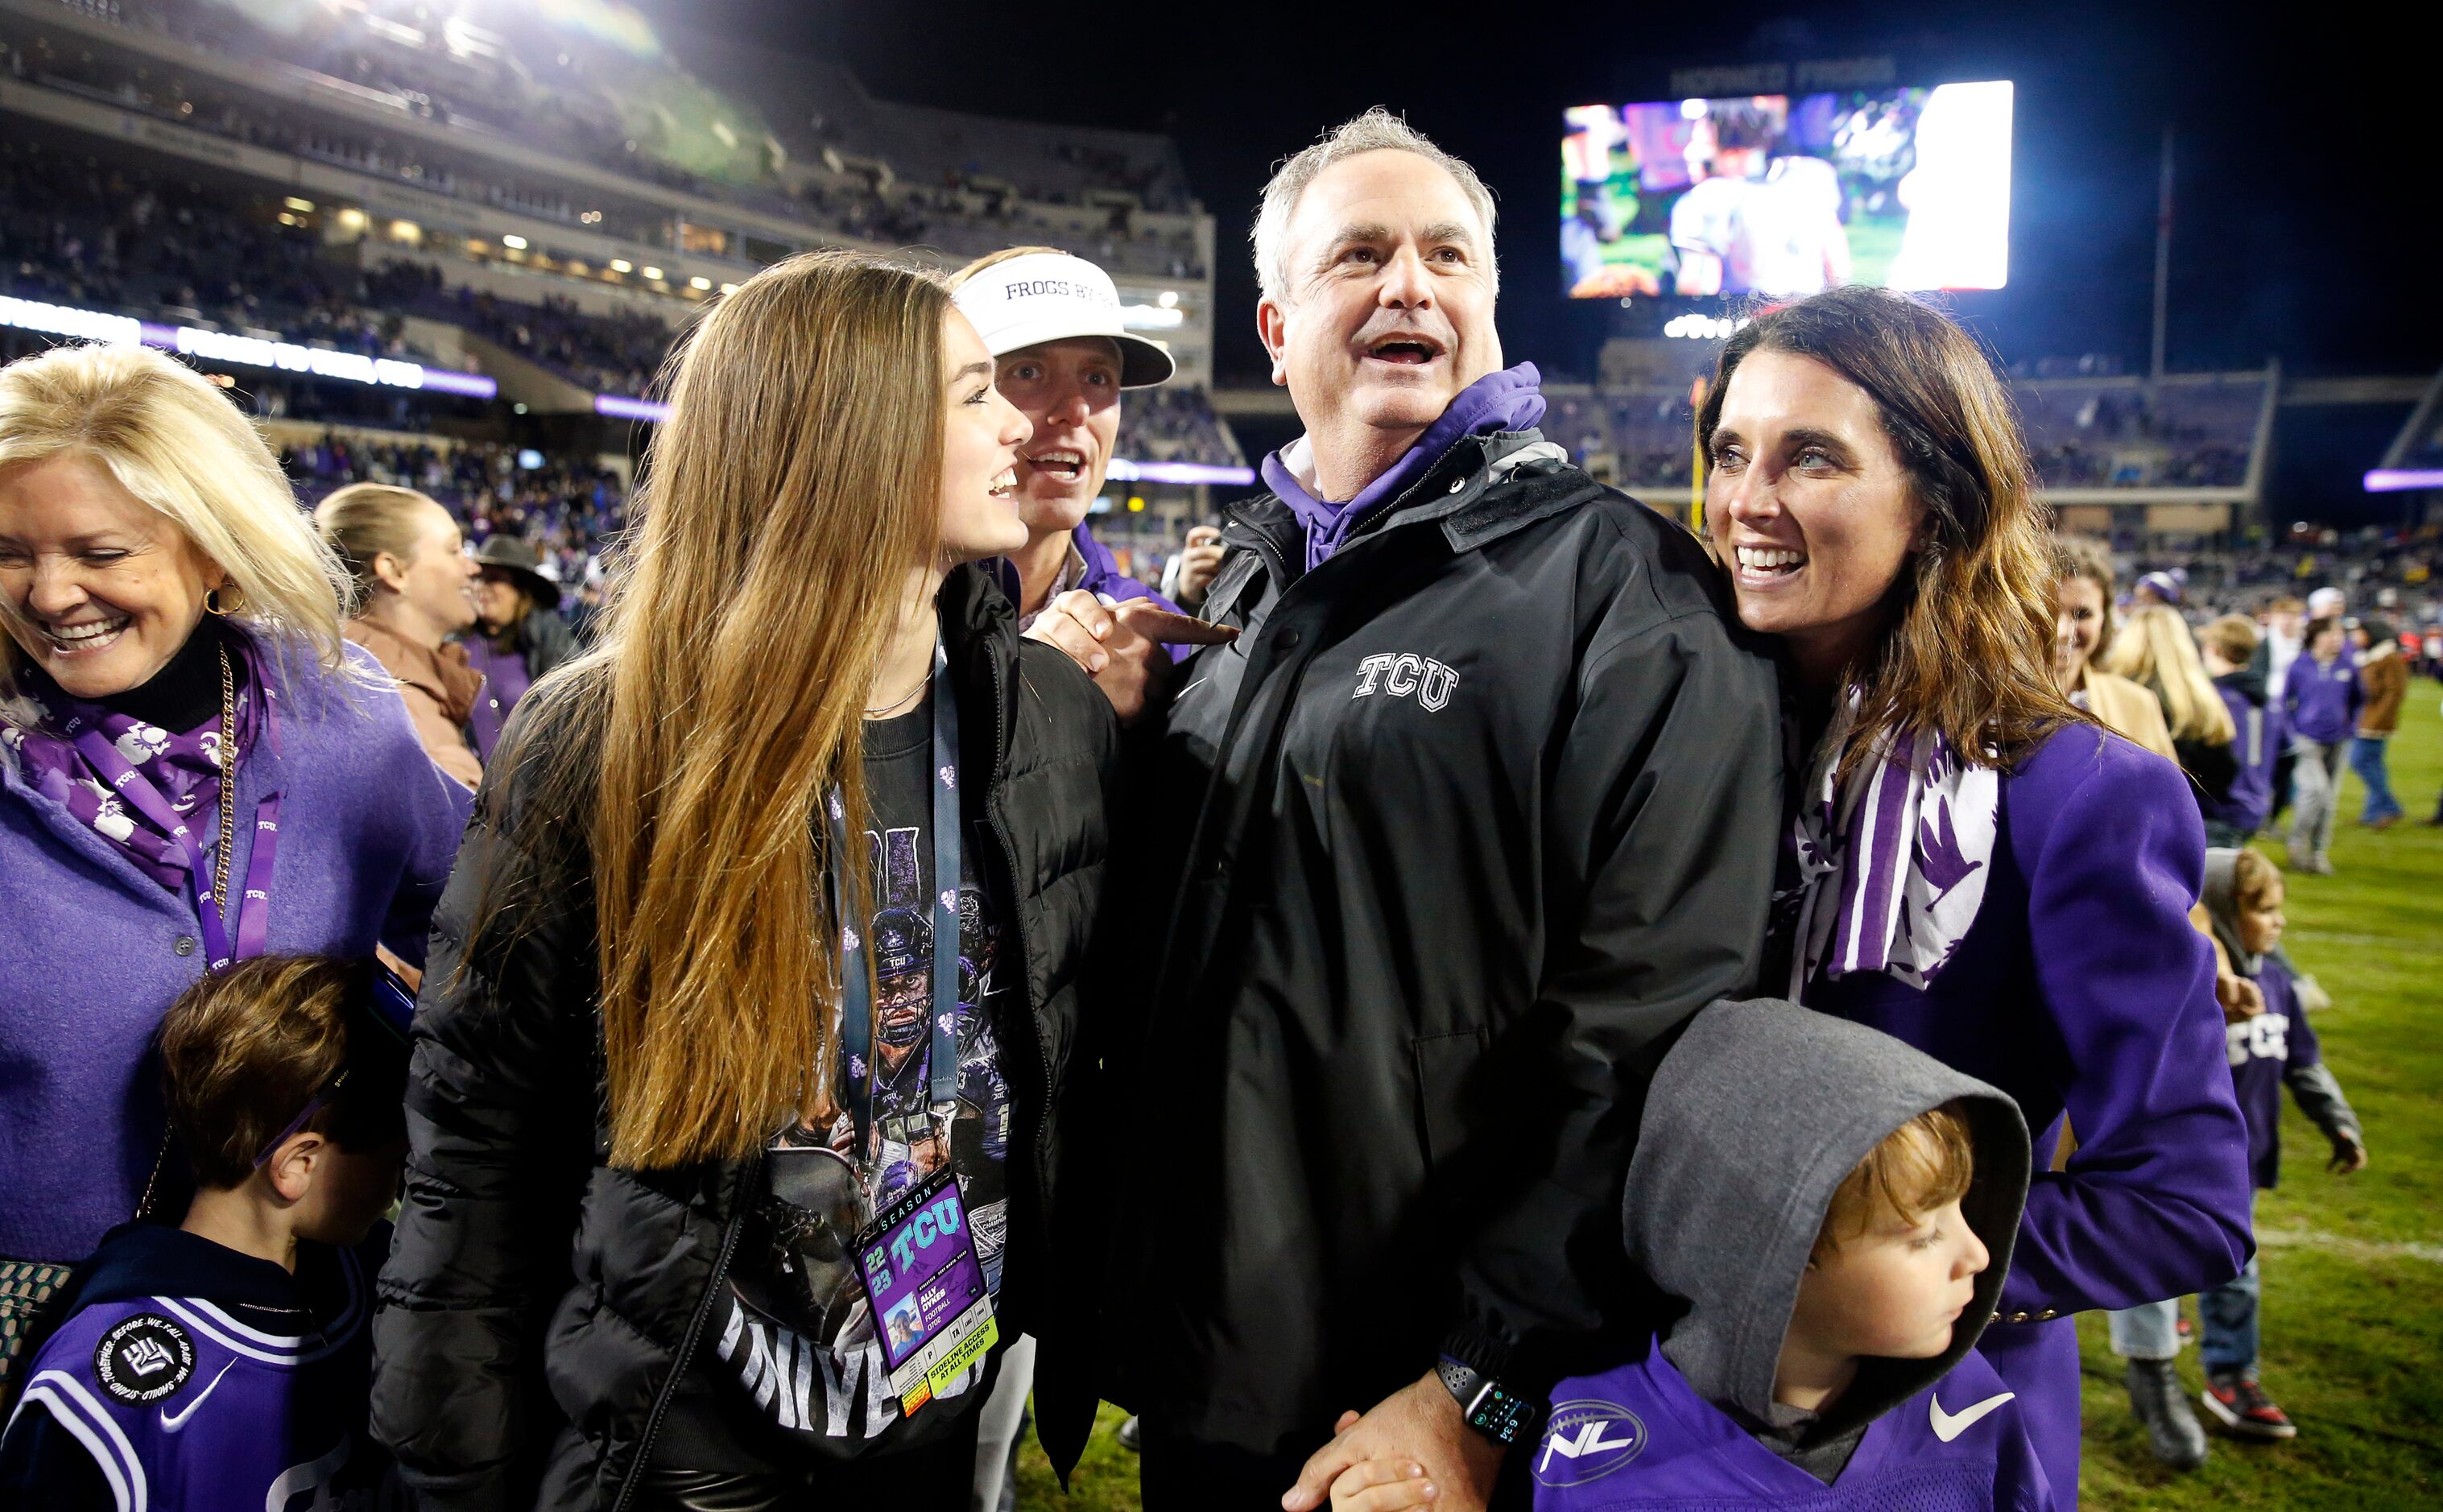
top-left (1352, 652), bottom-right (1459, 712)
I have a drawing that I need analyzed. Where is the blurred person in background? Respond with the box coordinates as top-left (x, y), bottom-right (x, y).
top-left (460, 534), bottom-right (577, 756)
top-left (2052, 536), bottom-right (2176, 760)
top-left (2103, 603), bottom-right (2238, 816)
top-left (0, 344), bottom-right (465, 1384)
top-left (1703, 289), bottom-right (2251, 1503)
top-left (2197, 615), bottom-right (2283, 849)
top-left (2348, 617), bottom-right (2406, 830)
top-left (2254, 594), bottom-right (2305, 824)
top-left (316, 482), bottom-right (494, 790)
top-left (2131, 568), bottom-right (2184, 609)
top-left (2281, 614), bottom-right (2361, 874)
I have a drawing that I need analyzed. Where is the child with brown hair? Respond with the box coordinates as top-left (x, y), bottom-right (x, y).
top-left (0, 956), bottom-right (408, 1509)
top-left (1324, 1000), bottom-right (2051, 1512)
top-left (2191, 848), bottom-right (2366, 1440)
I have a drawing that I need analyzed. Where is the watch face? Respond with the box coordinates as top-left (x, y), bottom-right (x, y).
top-left (1473, 1387), bottom-right (1535, 1445)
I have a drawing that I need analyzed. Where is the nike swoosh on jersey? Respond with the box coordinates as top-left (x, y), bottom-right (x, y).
top-left (1929, 1388), bottom-right (2015, 1443)
top-left (159, 1360), bottom-right (235, 1432)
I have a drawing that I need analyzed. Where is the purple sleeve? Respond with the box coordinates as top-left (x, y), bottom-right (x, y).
top-left (2005, 739), bottom-right (2255, 1316)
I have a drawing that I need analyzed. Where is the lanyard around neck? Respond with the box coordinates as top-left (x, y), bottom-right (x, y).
top-left (830, 642), bottom-right (963, 1147)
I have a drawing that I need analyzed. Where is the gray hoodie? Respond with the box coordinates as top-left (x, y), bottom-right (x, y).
top-left (1625, 999), bottom-right (2032, 1480)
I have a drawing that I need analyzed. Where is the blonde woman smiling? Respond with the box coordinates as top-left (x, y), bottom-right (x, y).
top-left (0, 344), bottom-right (468, 1375)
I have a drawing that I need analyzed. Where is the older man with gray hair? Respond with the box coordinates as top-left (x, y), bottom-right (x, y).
top-left (1034, 111), bottom-right (1782, 1510)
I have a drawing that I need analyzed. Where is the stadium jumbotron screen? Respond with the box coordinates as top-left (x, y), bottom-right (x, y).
top-left (1561, 81), bottom-right (2013, 300)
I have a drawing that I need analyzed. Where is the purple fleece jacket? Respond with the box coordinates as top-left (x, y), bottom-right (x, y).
top-left (1260, 362), bottom-right (1549, 571)
top-left (1804, 724), bottom-right (2255, 1502)
top-left (0, 630), bottom-right (470, 1261)
top-left (2281, 647), bottom-right (2362, 745)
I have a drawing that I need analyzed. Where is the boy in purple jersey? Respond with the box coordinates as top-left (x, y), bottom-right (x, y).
top-left (0, 956), bottom-right (407, 1510)
top-left (2189, 849), bottom-right (2366, 1441)
top-left (1325, 1000), bottom-right (2051, 1512)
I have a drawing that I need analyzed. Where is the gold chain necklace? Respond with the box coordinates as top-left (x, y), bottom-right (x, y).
top-left (211, 643), bottom-right (237, 911)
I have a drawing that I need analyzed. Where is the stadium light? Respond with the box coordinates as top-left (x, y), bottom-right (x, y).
top-left (0, 294), bottom-right (497, 399)
top-left (502, 234), bottom-right (528, 250)
top-left (284, 196), bottom-right (315, 213)
top-left (642, 266), bottom-right (664, 282)
top-left (610, 258), bottom-right (634, 273)
top-left (720, 283), bottom-right (739, 295)
top-left (689, 275), bottom-right (712, 290)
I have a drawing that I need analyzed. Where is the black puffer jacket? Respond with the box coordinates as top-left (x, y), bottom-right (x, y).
top-left (370, 566), bottom-right (1120, 1510)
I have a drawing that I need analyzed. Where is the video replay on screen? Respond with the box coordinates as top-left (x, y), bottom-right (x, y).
top-left (1561, 81), bottom-right (2013, 300)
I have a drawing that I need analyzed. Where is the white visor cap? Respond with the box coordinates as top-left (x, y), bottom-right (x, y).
top-left (949, 252), bottom-right (1175, 389)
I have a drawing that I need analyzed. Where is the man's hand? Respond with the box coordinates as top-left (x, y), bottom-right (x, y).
top-left (1175, 525), bottom-right (1226, 609)
top-left (1023, 591), bottom-right (1236, 725)
top-left (2215, 968), bottom-right (2265, 1023)
top-left (1283, 1373), bottom-right (1502, 1512)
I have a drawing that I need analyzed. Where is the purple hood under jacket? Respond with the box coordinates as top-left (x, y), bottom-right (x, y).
top-left (1261, 362), bottom-right (1549, 571)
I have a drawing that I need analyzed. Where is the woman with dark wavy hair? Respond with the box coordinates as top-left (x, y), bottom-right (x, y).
top-left (1697, 286), bottom-right (2254, 1500)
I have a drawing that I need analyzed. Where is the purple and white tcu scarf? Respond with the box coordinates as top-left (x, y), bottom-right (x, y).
top-left (1, 659), bottom-right (262, 892)
top-left (1788, 694), bottom-right (1999, 996)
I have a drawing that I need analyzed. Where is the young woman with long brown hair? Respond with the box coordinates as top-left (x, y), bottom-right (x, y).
top-left (1698, 286), bottom-right (2253, 1502)
top-left (370, 250), bottom-right (1125, 1510)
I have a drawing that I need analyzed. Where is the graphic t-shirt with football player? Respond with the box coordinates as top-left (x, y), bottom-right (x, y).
top-left (711, 693), bottom-right (1017, 1455)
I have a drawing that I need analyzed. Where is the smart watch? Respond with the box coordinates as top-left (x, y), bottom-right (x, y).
top-left (1436, 1356), bottom-right (1536, 1446)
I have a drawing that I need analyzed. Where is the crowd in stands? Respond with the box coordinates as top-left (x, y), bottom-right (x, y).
top-left (1114, 381), bottom-right (1245, 467)
top-left (11, 0), bottom-right (1209, 279)
top-left (1553, 377), bottom-right (2264, 494)
top-left (0, 142), bottom-right (436, 361)
top-left (280, 429), bottom-right (626, 619)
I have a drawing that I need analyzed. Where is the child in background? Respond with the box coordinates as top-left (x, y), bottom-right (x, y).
top-left (2197, 615), bottom-right (2282, 849)
top-left (1325, 1000), bottom-right (2049, 1512)
top-left (2192, 848), bottom-right (2367, 1441)
top-left (0, 956), bottom-right (407, 1509)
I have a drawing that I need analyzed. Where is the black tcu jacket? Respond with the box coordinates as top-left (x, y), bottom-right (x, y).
top-left (1082, 431), bottom-right (1782, 1464)
top-left (370, 567), bottom-right (1120, 1510)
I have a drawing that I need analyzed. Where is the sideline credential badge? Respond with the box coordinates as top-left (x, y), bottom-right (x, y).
top-left (854, 1165), bottom-right (997, 1416)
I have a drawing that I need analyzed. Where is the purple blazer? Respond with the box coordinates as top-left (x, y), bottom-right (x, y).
top-left (1804, 722), bottom-right (2254, 1501)
top-left (0, 632), bottom-right (471, 1261)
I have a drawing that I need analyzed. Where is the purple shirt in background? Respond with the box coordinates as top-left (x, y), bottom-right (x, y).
top-left (1261, 362), bottom-right (1549, 572)
top-left (0, 631), bottom-right (470, 1261)
top-left (1804, 723), bottom-right (2255, 1502)
top-left (461, 635), bottom-right (530, 764)
top-left (2204, 675), bottom-right (2282, 835)
top-left (2281, 649), bottom-right (2362, 745)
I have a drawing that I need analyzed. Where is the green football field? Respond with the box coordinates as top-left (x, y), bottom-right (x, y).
top-left (1017, 700), bottom-right (2443, 1510)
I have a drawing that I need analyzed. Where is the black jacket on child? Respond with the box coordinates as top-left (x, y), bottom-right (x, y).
top-left (368, 566), bottom-right (1121, 1510)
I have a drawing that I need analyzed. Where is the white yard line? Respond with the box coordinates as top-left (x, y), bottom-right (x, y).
top-left (2255, 1225), bottom-right (2443, 1264)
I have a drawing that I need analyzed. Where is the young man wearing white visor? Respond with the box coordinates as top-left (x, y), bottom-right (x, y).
top-left (950, 248), bottom-right (1176, 618)
top-left (949, 249), bottom-right (1227, 725)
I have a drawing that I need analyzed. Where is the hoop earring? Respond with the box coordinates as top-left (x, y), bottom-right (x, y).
top-left (204, 586), bottom-right (233, 616)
